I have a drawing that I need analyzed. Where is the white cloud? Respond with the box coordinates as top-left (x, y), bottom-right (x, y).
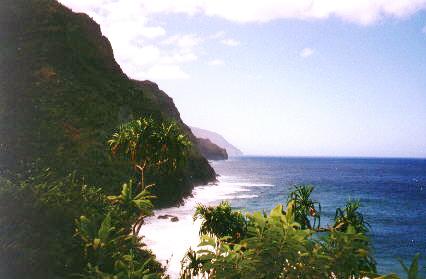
top-left (162, 34), bottom-right (203, 48)
top-left (58, 0), bottom-right (426, 80)
top-left (58, 0), bottom-right (200, 80)
top-left (139, 26), bottom-right (167, 39)
top-left (300, 47), bottom-right (314, 58)
top-left (145, 65), bottom-right (190, 80)
top-left (60, 0), bottom-right (426, 26)
top-left (221, 38), bottom-right (240, 46)
top-left (208, 59), bottom-right (225, 66)
top-left (209, 31), bottom-right (226, 39)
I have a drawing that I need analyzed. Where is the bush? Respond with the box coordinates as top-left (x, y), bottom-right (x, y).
top-left (0, 169), bottom-right (164, 278)
top-left (181, 185), bottom-right (421, 279)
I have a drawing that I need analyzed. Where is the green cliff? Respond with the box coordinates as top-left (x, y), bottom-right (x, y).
top-left (0, 0), bottom-right (216, 206)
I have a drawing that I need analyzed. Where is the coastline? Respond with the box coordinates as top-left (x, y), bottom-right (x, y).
top-left (139, 174), bottom-right (258, 278)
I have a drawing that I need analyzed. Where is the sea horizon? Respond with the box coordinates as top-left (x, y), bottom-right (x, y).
top-left (142, 156), bottom-right (426, 278)
top-left (233, 154), bottom-right (426, 160)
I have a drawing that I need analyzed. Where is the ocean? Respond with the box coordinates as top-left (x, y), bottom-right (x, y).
top-left (141, 157), bottom-right (426, 278)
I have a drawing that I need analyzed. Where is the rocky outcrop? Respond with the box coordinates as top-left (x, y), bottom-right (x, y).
top-left (196, 138), bottom-right (228, 160)
top-left (0, 0), bottom-right (216, 206)
top-left (191, 127), bottom-right (243, 156)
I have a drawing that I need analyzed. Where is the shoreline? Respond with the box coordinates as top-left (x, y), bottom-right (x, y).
top-left (139, 174), bottom-right (256, 278)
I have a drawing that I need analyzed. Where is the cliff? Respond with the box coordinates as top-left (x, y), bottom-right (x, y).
top-left (191, 127), bottom-right (243, 156)
top-left (196, 138), bottom-right (228, 160)
top-left (0, 0), bottom-right (216, 206)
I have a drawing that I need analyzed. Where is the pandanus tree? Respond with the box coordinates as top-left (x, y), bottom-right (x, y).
top-left (193, 201), bottom-right (247, 242)
top-left (108, 117), bottom-right (191, 235)
top-left (108, 117), bottom-right (191, 190)
top-left (287, 185), bottom-right (321, 230)
top-left (333, 199), bottom-right (369, 234)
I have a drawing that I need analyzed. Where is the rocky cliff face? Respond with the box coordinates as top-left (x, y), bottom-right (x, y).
top-left (191, 127), bottom-right (243, 156)
top-left (0, 0), bottom-right (215, 205)
top-left (196, 138), bottom-right (228, 160)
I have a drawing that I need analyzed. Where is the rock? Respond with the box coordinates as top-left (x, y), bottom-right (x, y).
top-left (157, 215), bottom-right (169, 219)
top-left (196, 138), bottom-right (228, 160)
top-left (157, 214), bottom-right (179, 222)
top-left (190, 127), bottom-right (243, 157)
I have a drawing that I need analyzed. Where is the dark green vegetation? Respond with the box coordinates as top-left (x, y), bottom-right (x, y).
top-left (182, 186), bottom-right (423, 279)
top-left (0, 0), bottom-right (216, 206)
top-left (0, 117), bottom-right (192, 278)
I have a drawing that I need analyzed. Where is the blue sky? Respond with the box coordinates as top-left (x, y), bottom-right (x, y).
top-left (60, 0), bottom-right (426, 157)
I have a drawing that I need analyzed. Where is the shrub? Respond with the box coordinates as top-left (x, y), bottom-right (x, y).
top-left (181, 185), bottom-right (422, 279)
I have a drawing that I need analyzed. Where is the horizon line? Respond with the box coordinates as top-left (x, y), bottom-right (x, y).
top-left (232, 154), bottom-right (426, 160)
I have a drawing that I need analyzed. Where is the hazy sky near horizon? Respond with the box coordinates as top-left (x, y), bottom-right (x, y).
top-left (59, 0), bottom-right (426, 157)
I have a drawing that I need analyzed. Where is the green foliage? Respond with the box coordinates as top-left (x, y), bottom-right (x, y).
top-left (181, 187), bottom-right (426, 279)
top-left (0, 169), bottom-right (110, 278)
top-left (107, 180), bottom-right (155, 236)
top-left (287, 185), bottom-right (321, 230)
top-left (74, 212), bottom-right (162, 278)
top-left (0, 169), bottom-right (164, 279)
top-left (108, 117), bottom-right (191, 190)
top-left (194, 201), bottom-right (247, 242)
top-left (321, 226), bottom-right (376, 277)
top-left (0, 113), bottom-right (194, 278)
top-left (334, 199), bottom-right (369, 234)
top-left (71, 117), bottom-right (192, 277)
top-left (399, 253), bottom-right (422, 279)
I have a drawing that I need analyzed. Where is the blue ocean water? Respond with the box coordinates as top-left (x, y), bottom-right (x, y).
top-left (210, 156), bottom-right (426, 276)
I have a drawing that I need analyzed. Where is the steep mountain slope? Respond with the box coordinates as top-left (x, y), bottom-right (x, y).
top-left (190, 126), bottom-right (243, 156)
top-left (0, 0), bottom-right (215, 205)
top-left (196, 138), bottom-right (228, 160)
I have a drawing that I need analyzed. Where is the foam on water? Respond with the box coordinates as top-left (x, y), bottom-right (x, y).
top-left (139, 175), bottom-right (263, 278)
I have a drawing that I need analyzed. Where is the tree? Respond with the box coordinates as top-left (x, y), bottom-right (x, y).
top-left (181, 187), bottom-right (393, 279)
top-left (287, 185), bottom-right (321, 230)
top-left (108, 117), bottom-right (191, 190)
top-left (333, 199), bottom-right (369, 234)
top-left (193, 201), bottom-right (247, 242)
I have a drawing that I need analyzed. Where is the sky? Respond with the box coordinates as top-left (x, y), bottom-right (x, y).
top-left (59, 0), bottom-right (426, 158)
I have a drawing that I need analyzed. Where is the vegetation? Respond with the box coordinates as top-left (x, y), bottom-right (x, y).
top-left (286, 185), bottom-right (321, 230)
top-left (0, 117), bottom-right (190, 278)
top-left (108, 118), bottom-right (191, 191)
top-left (194, 201), bottom-right (247, 242)
top-left (0, 1), bottom-right (424, 278)
top-left (181, 186), bottom-right (423, 279)
top-left (0, 0), bottom-right (215, 207)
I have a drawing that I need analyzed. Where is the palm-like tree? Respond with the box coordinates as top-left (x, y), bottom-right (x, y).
top-left (287, 185), bottom-right (321, 230)
top-left (108, 117), bottom-right (191, 236)
top-left (333, 200), bottom-right (369, 234)
top-left (193, 201), bottom-right (247, 241)
top-left (108, 117), bottom-right (191, 190)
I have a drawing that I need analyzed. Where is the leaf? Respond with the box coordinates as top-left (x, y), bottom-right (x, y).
top-left (77, 215), bottom-right (93, 240)
top-left (270, 204), bottom-right (284, 218)
top-left (92, 238), bottom-right (102, 250)
top-left (285, 200), bottom-right (296, 224)
top-left (98, 213), bottom-right (113, 242)
top-left (409, 254), bottom-right (420, 279)
top-left (199, 235), bottom-right (216, 247)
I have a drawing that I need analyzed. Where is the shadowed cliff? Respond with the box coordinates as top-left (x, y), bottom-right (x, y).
top-left (0, 0), bottom-right (216, 206)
